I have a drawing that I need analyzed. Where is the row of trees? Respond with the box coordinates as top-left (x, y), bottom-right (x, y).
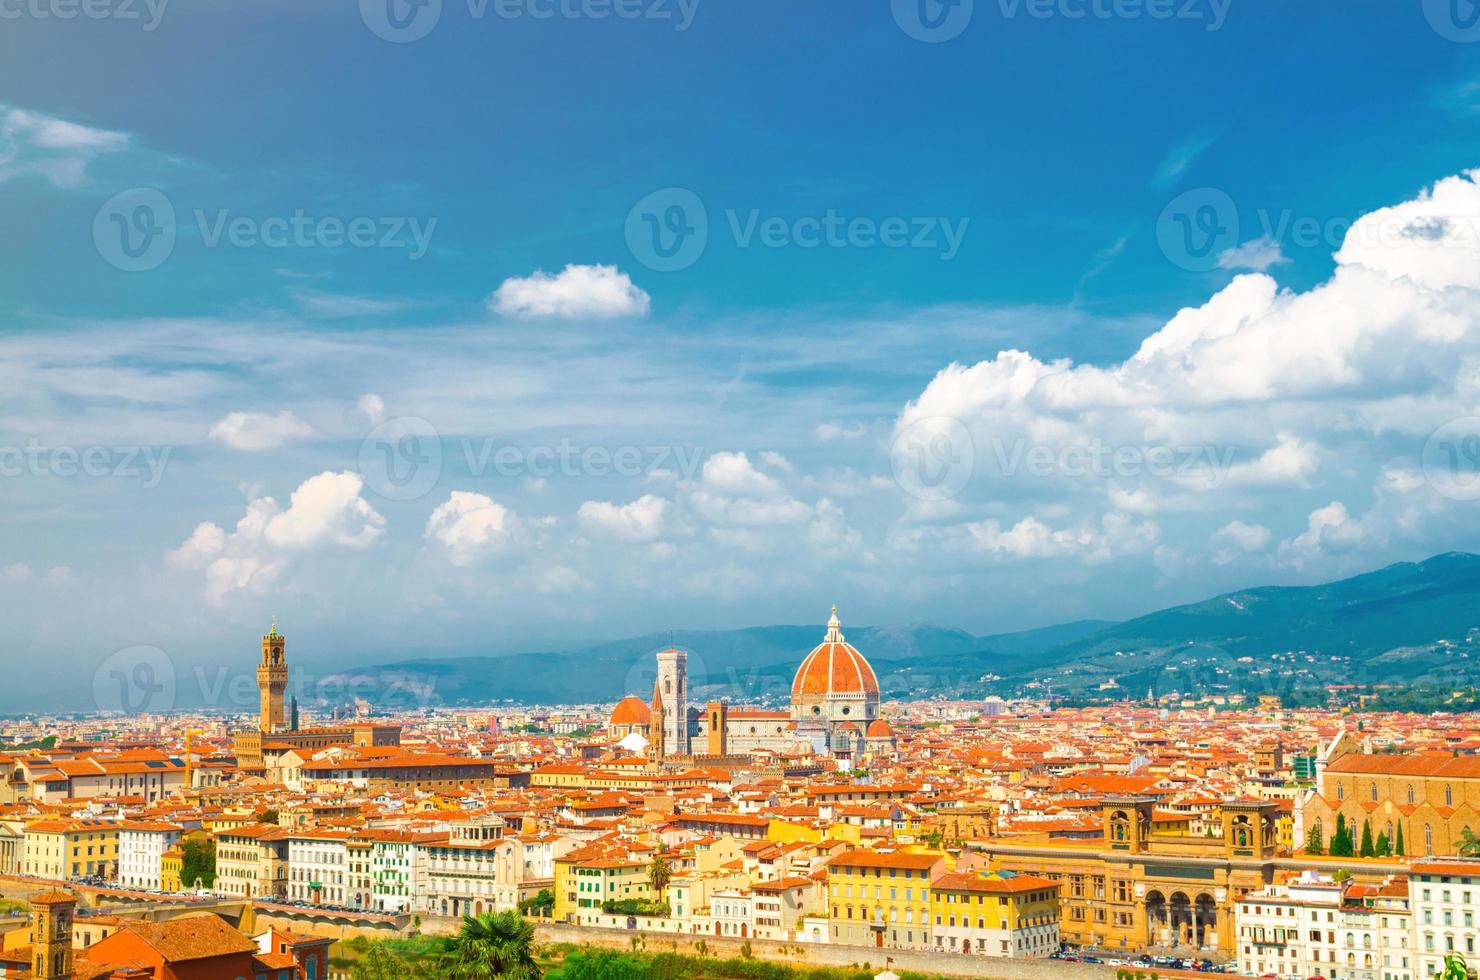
top-left (1307, 813), bottom-right (1406, 858)
top-left (1307, 815), bottom-right (1480, 859)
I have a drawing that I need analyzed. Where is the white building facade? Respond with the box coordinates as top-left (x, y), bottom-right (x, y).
top-left (287, 830), bottom-right (352, 906)
top-left (1410, 859), bottom-right (1480, 979)
top-left (116, 822), bottom-right (181, 891)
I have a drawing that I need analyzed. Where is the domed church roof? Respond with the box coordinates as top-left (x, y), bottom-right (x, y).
top-left (610, 695), bottom-right (651, 726)
top-left (791, 606), bottom-right (880, 698)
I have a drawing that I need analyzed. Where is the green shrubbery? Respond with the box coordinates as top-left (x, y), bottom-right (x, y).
top-left (599, 898), bottom-right (670, 917)
top-left (544, 950), bottom-right (945, 980)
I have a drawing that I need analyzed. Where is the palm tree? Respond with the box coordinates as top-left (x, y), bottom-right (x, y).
top-left (440, 910), bottom-right (540, 979)
top-left (647, 854), bottom-right (673, 900)
top-left (1440, 952), bottom-right (1475, 980)
top-left (1458, 828), bottom-right (1480, 858)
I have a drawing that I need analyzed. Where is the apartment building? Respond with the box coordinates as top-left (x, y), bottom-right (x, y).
top-left (115, 821), bottom-right (182, 891)
top-left (21, 819), bottom-right (119, 879)
top-left (418, 816), bottom-right (510, 919)
top-left (826, 849), bottom-right (947, 950)
top-left (287, 829), bottom-right (353, 906)
top-left (1410, 858), bottom-right (1480, 978)
top-left (1236, 872), bottom-right (1412, 980)
top-left (930, 870), bottom-right (1061, 959)
top-left (709, 876), bottom-right (824, 940)
top-left (554, 842), bottom-right (657, 924)
top-left (368, 830), bottom-right (421, 914)
top-left (214, 823), bottom-right (290, 900)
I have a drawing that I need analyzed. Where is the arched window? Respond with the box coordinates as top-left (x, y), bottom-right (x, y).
top-left (1371, 783), bottom-right (1378, 802)
top-left (1337, 783), bottom-right (1344, 801)
top-left (1426, 824), bottom-right (1434, 856)
top-left (1408, 784), bottom-right (1416, 804)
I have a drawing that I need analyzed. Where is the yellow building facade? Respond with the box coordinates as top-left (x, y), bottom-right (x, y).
top-left (826, 849), bottom-right (947, 950)
top-left (22, 819), bottom-right (119, 879)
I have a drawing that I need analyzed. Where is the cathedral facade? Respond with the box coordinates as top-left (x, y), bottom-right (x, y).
top-left (609, 606), bottom-right (895, 762)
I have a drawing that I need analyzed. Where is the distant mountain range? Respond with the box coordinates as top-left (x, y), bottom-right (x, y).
top-left (318, 553), bottom-right (1480, 709)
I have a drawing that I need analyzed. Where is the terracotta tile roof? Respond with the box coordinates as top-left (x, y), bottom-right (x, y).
top-left (120, 915), bottom-right (260, 961)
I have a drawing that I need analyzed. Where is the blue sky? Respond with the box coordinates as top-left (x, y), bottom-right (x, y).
top-left (5, 0), bottom-right (1480, 710)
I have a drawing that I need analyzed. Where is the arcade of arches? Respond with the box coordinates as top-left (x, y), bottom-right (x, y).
top-left (967, 796), bottom-right (1298, 955)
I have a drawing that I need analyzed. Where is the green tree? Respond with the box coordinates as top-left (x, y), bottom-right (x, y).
top-left (1305, 824), bottom-right (1325, 855)
top-left (258, 810), bottom-right (279, 825)
top-left (1440, 952), bottom-right (1472, 980)
top-left (1396, 822), bottom-right (1406, 857)
top-left (180, 838), bottom-right (216, 889)
top-left (647, 855), bottom-right (672, 899)
top-left (518, 889), bottom-right (554, 917)
top-left (1457, 827), bottom-right (1480, 858)
top-left (1376, 831), bottom-right (1391, 857)
top-left (349, 942), bottom-right (407, 980)
top-left (1330, 813), bottom-right (1353, 857)
top-left (1360, 819), bottom-right (1375, 858)
top-left (439, 910), bottom-right (539, 979)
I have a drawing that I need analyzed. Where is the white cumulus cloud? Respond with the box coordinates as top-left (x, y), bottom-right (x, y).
top-left (578, 494), bottom-right (670, 542)
top-left (488, 263), bottom-right (651, 319)
top-left (209, 410), bottom-right (315, 451)
top-left (425, 491), bottom-right (518, 566)
top-left (168, 471), bottom-right (384, 601)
